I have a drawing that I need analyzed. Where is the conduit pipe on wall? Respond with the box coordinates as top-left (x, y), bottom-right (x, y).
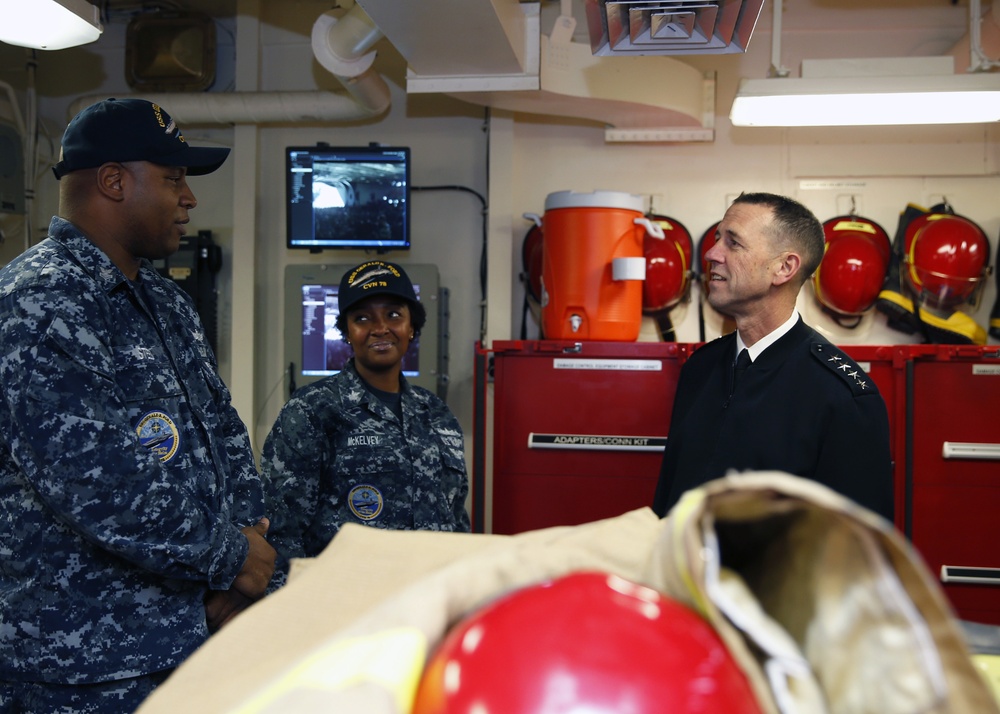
top-left (0, 80), bottom-right (26, 136)
top-left (949, 0), bottom-right (1000, 72)
top-left (69, 5), bottom-right (390, 125)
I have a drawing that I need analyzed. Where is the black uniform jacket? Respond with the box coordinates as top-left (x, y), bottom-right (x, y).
top-left (652, 317), bottom-right (894, 522)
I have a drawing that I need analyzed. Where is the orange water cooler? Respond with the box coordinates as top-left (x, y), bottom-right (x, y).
top-left (530, 190), bottom-right (664, 341)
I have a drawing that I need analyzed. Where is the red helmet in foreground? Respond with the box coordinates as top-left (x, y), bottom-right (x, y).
top-left (412, 571), bottom-right (763, 714)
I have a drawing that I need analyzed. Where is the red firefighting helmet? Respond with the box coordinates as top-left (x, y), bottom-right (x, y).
top-left (903, 213), bottom-right (990, 309)
top-left (643, 214), bottom-right (693, 312)
top-left (813, 216), bottom-right (892, 316)
top-left (412, 571), bottom-right (763, 714)
top-left (522, 222), bottom-right (544, 303)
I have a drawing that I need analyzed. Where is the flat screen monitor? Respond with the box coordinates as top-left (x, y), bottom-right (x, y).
top-left (283, 263), bottom-right (440, 396)
top-left (286, 145), bottom-right (410, 252)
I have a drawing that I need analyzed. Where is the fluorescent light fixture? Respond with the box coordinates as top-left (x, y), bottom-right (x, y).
top-left (0, 0), bottom-right (103, 51)
top-left (730, 71), bottom-right (1000, 127)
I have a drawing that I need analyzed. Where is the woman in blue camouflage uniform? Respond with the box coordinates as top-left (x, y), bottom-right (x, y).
top-left (262, 260), bottom-right (470, 588)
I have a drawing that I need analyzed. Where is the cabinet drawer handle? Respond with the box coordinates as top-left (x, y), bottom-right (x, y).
top-left (941, 442), bottom-right (1000, 460)
top-left (940, 565), bottom-right (1000, 585)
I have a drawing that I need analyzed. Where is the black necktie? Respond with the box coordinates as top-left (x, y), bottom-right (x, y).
top-left (732, 348), bottom-right (751, 394)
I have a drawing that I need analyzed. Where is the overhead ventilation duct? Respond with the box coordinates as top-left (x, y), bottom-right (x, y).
top-left (447, 23), bottom-right (716, 143)
top-left (584, 0), bottom-right (764, 56)
top-left (358, 0), bottom-right (533, 82)
top-left (310, 3), bottom-right (390, 115)
top-left (357, 0), bottom-right (716, 142)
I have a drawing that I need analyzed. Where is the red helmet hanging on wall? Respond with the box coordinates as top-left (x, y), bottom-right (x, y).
top-left (522, 221), bottom-right (544, 305)
top-left (813, 215), bottom-right (892, 318)
top-left (412, 571), bottom-right (763, 714)
top-left (903, 213), bottom-right (991, 309)
top-left (642, 214), bottom-right (693, 312)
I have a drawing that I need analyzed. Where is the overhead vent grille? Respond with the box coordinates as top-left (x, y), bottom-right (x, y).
top-left (584, 0), bottom-right (764, 56)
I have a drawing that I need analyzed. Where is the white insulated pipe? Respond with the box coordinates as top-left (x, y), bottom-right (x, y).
top-left (68, 89), bottom-right (385, 126)
top-left (69, 4), bottom-right (391, 125)
top-left (311, 4), bottom-right (381, 77)
top-left (309, 4), bottom-right (390, 116)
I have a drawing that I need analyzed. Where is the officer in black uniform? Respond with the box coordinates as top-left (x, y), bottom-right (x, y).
top-left (652, 193), bottom-right (893, 522)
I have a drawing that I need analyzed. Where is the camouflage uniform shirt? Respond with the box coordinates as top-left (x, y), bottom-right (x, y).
top-left (262, 360), bottom-right (470, 587)
top-left (0, 217), bottom-right (263, 684)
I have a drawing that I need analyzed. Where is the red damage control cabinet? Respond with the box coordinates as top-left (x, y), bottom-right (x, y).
top-left (905, 345), bottom-right (1000, 625)
top-left (488, 340), bottom-right (683, 535)
top-left (481, 341), bottom-right (1000, 624)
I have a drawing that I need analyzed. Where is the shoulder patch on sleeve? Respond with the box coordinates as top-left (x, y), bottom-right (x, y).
top-left (811, 342), bottom-right (875, 396)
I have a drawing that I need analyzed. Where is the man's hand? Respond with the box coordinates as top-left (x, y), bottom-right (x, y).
top-left (203, 519), bottom-right (276, 632)
top-left (204, 589), bottom-right (254, 632)
top-left (232, 518), bottom-right (277, 601)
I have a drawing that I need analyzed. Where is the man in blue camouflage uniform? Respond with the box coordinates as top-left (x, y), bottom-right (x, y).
top-left (0, 98), bottom-right (276, 713)
top-left (262, 261), bottom-right (470, 589)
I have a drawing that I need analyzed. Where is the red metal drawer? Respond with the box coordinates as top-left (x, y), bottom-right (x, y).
top-left (491, 340), bottom-right (681, 534)
top-left (911, 484), bottom-right (1000, 624)
top-left (907, 346), bottom-right (1000, 624)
